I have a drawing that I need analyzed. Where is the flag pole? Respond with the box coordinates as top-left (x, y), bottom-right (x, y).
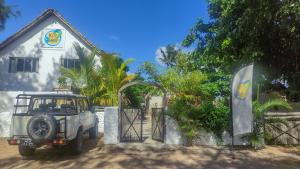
top-left (230, 71), bottom-right (235, 155)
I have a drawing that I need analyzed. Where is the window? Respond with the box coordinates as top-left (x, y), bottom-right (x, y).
top-left (77, 98), bottom-right (88, 113)
top-left (61, 58), bottom-right (80, 69)
top-left (29, 97), bottom-right (76, 114)
top-left (9, 57), bottom-right (38, 73)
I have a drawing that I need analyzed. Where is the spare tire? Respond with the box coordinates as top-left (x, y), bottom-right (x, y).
top-left (27, 114), bottom-right (57, 144)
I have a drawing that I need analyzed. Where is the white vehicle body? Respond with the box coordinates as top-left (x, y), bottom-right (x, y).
top-left (9, 93), bottom-right (98, 145)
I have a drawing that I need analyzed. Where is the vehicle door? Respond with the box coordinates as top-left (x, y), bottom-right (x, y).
top-left (83, 98), bottom-right (94, 129)
top-left (77, 98), bottom-right (89, 131)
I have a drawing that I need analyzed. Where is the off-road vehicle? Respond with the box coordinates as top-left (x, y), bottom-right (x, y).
top-left (8, 93), bottom-right (99, 156)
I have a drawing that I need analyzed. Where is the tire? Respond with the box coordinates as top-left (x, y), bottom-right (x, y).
top-left (27, 114), bottom-right (57, 145)
top-left (69, 129), bottom-right (83, 155)
top-left (89, 122), bottom-right (98, 139)
top-left (18, 145), bottom-right (35, 156)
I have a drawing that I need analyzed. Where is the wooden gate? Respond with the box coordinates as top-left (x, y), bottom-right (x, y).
top-left (265, 112), bottom-right (300, 145)
top-left (120, 108), bottom-right (143, 142)
top-left (152, 108), bottom-right (165, 142)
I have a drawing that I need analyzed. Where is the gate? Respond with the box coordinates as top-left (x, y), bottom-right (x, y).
top-left (152, 108), bottom-right (165, 142)
top-left (118, 80), bottom-right (168, 143)
top-left (265, 112), bottom-right (300, 145)
top-left (120, 108), bottom-right (143, 142)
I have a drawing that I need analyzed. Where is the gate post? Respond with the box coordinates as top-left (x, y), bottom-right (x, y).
top-left (104, 107), bottom-right (119, 144)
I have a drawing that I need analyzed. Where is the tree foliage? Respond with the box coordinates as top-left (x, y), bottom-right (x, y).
top-left (0, 0), bottom-right (19, 31)
top-left (100, 53), bottom-right (136, 105)
top-left (59, 44), bottom-right (136, 106)
top-left (140, 53), bottom-right (230, 143)
top-left (183, 0), bottom-right (300, 92)
top-left (157, 44), bottom-right (179, 67)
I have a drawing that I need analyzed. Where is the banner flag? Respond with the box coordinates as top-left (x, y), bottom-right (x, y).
top-left (232, 64), bottom-right (253, 136)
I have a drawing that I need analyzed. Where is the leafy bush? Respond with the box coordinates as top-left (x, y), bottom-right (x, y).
top-left (140, 53), bottom-right (231, 144)
top-left (59, 44), bottom-right (136, 106)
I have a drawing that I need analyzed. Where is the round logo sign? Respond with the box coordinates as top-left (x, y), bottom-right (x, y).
top-left (44, 29), bottom-right (62, 46)
top-left (236, 80), bottom-right (251, 100)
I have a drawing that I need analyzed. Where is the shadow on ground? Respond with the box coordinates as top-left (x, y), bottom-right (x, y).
top-left (0, 136), bottom-right (299, 169)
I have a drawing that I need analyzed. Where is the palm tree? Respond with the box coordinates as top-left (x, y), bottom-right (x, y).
top-left (59, 44), bottom-right (97, 94)
top-left (100, 53), bottom-right (136, 105)
top-left (0, 0), bottom-right (19, 31)
top-left (158, 44), bottom-right (179, 67)
top-left (59, 45), bottom-right (136, 105)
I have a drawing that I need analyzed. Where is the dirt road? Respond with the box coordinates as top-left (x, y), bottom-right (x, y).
top-left (0, 137), bottom-right (299, 169)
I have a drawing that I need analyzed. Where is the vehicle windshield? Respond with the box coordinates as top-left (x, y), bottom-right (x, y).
top-left (28, 97), bottom-right (77, 114)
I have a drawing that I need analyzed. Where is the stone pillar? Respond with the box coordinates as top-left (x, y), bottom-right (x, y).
top-left (165, 116), bottom-right (183, 145)
top-left (104, 107), bottom-right (119, 144)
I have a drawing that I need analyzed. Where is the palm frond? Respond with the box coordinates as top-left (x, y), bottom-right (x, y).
top-left (265, 117), bottom-right (288, 126)
top-left (259, 99), bottom-right (292, 113)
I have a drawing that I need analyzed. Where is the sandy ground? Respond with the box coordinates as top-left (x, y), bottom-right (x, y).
top-left (0, 136), bottom-right (299, 169)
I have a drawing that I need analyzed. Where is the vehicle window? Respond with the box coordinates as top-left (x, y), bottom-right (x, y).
top-left (77, 99), bottom-right (82, 113)
top-left (83, 99), bottom-right (88, 111)
top-left (15, 98), bottom-right (30, 114)
top-left (77, 98), bottom-right (88, 113)
top-left (29, 97), bottom-right (76, 114)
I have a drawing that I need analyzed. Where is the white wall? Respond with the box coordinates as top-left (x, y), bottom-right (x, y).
top-left (165, 116), bottom-right (184, 145)
top-left (104, 107), bottom-right (119, 144)
top-left (0, 91), bottom-right (20, 137)
top-left (0, 15), bottom-right (99, 92)
top-left (165, 116), bottom-right (242, 146)
top-left (0, 15), bottom-right (101, 132)
top-left (95, 111), bottom-right (104, 133)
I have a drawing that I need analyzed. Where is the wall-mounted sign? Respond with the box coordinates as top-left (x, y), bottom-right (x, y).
top-left (41, 29), bottom-right (65, 48)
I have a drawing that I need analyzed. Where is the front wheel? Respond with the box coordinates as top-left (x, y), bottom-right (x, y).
top-left (89, 122), bottom-right (98, 139)
top-left (18, 145), bottom-right (35, 156)
top-left (69, 129), bottom-right (83, 155)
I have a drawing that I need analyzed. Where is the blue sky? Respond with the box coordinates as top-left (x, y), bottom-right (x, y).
top-left (1, 0), bottom-right (209, 72)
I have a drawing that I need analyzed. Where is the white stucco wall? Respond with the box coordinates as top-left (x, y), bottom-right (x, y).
top-left (165, 116), bottom-right (241, 146)
top-left (95, 111), bottom-right (104, 133)
top-left (104, 107), bottom-right (119, 144)
top-left (0, 91), bottom-right (20, 137)
top-left (0, 15), bottom-right (101, 136)
top-left (0, 15), bottom-right (100, 92)
top-left (165, 116), bottom-right (183, 145)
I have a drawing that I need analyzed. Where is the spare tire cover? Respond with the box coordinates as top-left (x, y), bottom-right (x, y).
top-left (27, 114), bottom-right (57, 144)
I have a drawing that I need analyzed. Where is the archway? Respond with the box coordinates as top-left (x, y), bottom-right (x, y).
top-left (118, 80), bottom-right (168, 143)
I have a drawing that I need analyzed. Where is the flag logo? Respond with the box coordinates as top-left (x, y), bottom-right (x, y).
top-left (236, 80), bottom-right (251, 100)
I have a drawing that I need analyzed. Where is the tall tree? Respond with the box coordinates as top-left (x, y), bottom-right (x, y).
top-left (59, 44), bottom-right (99, 96)
top-left (100, 53), bottom-right (136, 105)
top-left (59, 45), bottom-right (136, 106)
top-left (183, 0), bottom-right (300, 92)
top-left (157, 44), bottom-right (179, 67)
top-left (0, 0), bottom-right (19, 31)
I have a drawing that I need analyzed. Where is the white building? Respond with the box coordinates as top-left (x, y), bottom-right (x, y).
top-left (0, 9), bottom-right (102, 137)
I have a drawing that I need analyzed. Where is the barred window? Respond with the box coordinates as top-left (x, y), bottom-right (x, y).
top-left (9, 57), bottom-right (38, 73)
top-left (61, 58), bottom-right (80, 69)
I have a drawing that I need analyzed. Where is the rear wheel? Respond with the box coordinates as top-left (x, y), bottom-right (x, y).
top-left (18, 145), bottom-right (35, 156)
top-left (89, 123), bottom-right (98, 139)
top-left (69, 129), bottom-right (83, 155)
